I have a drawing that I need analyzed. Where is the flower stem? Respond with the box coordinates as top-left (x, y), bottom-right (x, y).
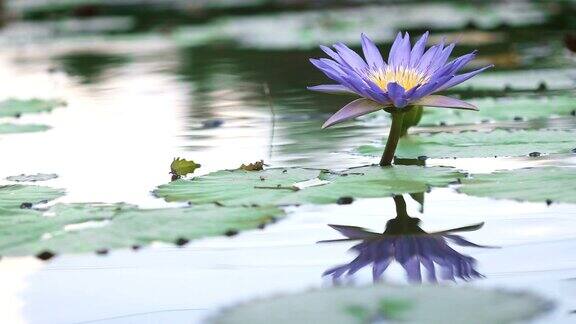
top-left (379, 111), bottom-right (405, 167)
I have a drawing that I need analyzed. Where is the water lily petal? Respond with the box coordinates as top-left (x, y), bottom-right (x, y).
top-left (333, 43), bottom-right (368, 71)
top-left (437, 65), bottom-right (494, 91)
top-left (414, 95), bottom-right (478, 111)
top-left (307, 85), bottom-right (355, 95)
top-left (319, 45), bottom-right (346, 65)
top-left (390, 32), bottom-right (411, 67)
top-left (428, 43), bottom-right (455, 74)
top-left (409, 31), bottom-right (429, 67)
top-left (361, 33), bottom-right (385, 69)
top-left (417, 40), bottom-right (443, 73)
top-left (387, 82), bottom-right (408, 108)
top-left (387, 32), bottom-right (403, 66)
top-left (322, 98), bottom-right (384, 129)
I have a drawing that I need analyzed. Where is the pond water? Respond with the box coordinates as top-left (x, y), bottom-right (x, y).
top-left (0, 1), bottom-right (575, 323)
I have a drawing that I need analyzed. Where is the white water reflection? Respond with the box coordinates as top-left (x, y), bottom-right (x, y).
top-left (0, 191), bottom-right (572, 323)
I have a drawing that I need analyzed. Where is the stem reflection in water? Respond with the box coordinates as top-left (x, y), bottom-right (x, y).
top-left (319, 194), bottom-right (496, 283)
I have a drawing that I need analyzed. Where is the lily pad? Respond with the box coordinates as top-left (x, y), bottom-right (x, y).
top-left (457, 68), bottom-right (576, 91)
top-left (5, 173), bottom-right (59, 182)
top-left (420, 95), bottom-right (576, 126)
top-left (154, 166), bottom-right (463, 206)
top-left (175, 2), bottom-right (545, 49)
top-left (210, 284), bottom-right (550, 324)
top-left (0, 99), bottom-right (66, 118)
top-left (357, 129), bottom-right (576, 159)
top-left (0, 203), bottom-right (282, 257)
top-left (459, 167), bottom-right (576, 204)
top-left (0, 185), bottom-right (65, 214)
top-left (0, 123), bottom-right (50, 134)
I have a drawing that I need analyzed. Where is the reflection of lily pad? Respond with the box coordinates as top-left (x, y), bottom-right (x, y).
top-left (154, 166), bottom-right (463, 206)
top-left (358, 130), bottom-right (576, 159)
top-left (420, 95), bottom-right (576, 126)
top-left (459, 167), bottom-right (576, 204)
top-left (57, 52), bottom-right (130, 84)
top-left (0, 185), bottom-right (65, 213)
top-left (0, 203), bottom-right (282, 257)
top-left (0, 123), bottom-right (50, 134)
top-left (210, 284), bottom-right (550, 324)
top-left (0, 99), bottom-right (66, 118)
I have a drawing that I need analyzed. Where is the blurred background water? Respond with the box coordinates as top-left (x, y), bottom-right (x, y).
top-left (0, 1), bottom-right (575, 323)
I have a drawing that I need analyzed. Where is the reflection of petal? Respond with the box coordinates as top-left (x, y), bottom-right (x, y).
top-left (372, 258), bottom-right (392, 281)
top-left (432, 222), bottom-right (485, 235)
top-left (444, 234), bottom-right (496, 248)
top-left (403, 257), bottom-right (422, 282)
top-left (421, 257), bottom-right (437, 283)
top-left (328, 224), bottom-right (380, 240)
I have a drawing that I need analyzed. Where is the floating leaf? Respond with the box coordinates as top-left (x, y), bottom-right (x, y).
top-left (156, 168), bottom-right (319, 205)
top-left (175, 2), bottom-right (546, 49)
top-left (0, 99), bottom-right (66, 118)
top-left (240, 160), bottom-right (264, 171)
top-left (457, 68), bottom-right (576, 91)
top-left (357, 129), bottom-right (576, 159)
top-left (0, 203), bottom-right (282, 257)
top-left (170, 158), bottom-right (201, 179)
top-left (0, 123), bottom-right (50, 134)
top-left (420, 95), bottom-right (576, 126)
top-left (210, 284), bottom-right (550, 324)
top-left (0, 185), bottom-right (65, 214)
top-left (459, 167), bottom-right (576, 204)
top-left (154, 166), bottom-right (463, 206)
top-left (6, 173), bottom-right (58, 182)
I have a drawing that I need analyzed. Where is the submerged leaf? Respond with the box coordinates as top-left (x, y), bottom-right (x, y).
top-left (210, 284), bottom-right (550, 324)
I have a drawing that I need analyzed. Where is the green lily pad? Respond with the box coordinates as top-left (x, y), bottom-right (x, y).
top-left (0, 99), bottom-right (66, 118)
top-left (175, 2), bottom-right (545, 49)
top-left (420, 95), bottom-right (576, 126)
top-left (0, 203), bottom-right (282, 257)
top-left (357, 129), bottom-right (576, 159)
top-left (459, 167), bottom-right (576, 204)
top-left (458, 68), bottom-right (576, 91)
top-left (5, 173), bottom-right (59, 182)
top-left (0, 123), bottom-right (50, 134)
top-left (0, 185), bottom-right (65, 213)
top-left (210, 284), bottom-right (550, 324)
top-left (154, 166), bottom-right (463, 206)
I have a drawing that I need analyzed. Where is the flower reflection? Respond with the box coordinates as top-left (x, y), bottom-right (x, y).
top-left (320, 195), bottom-right (494, 283)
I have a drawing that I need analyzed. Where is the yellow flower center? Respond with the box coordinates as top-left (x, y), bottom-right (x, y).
top-left (368, 67), bottom-right (430, 91)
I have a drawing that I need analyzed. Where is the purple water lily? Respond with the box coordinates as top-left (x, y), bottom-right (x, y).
top-left (309, 32), bottom-right (492, 166)
top-left (319, 195), bottom-right (494, 283)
